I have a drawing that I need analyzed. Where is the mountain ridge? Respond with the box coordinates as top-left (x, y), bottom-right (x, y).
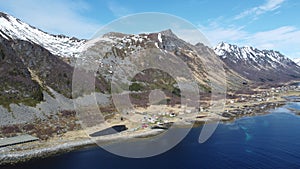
top-left (1, 11), bottom-right (300, 140)
top-left (0, 12), bottom-right (299, 114)
top-left (214, 42), bottom-right (300, 82)
top-left (0, 12), bottom-right (85, 58)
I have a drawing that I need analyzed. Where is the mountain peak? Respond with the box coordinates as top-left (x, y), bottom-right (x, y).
top-left (214, 42), bottom-right (300, 82)
top-left (215, 42), bottom-right (287, 60)
top-left (159, 29), bottom-right (178, 39)
top-left (0, 12), bottom-right (9, 20)
top-left (102, 32), bottom-right (130, 39)
top-left (216, 42), bottom-right (237, 49)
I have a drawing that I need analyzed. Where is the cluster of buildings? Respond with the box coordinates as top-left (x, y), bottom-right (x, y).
top-left (222, 84), bottom-right (300, 118)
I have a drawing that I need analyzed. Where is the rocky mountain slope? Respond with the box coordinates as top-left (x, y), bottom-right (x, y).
top-left (214, 42), bottom-right (300, 82)
top-left (0, 37), bottom-right (43, 110)
top-left (0, 11), bottom-right (299, 129)
top-left (0, 33), bottom-right (109, 127)
top-left (81, 29), bottom-right (246, 91)
top-left (76, 29), bottom-right (251, 111)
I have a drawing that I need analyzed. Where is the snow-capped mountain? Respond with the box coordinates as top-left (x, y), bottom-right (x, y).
top-left (79, 29), bottom-right (247, 94)
top-left (293, 58), bottom-right (300, 66)
top-left (80, 29), bottom-right (207, 81)
top-left (0, 12), bottom-right (85, 58)
top-left (214, 42), bottom-right (300, 82)
top-left (1, 10), bottom-right (299, 85)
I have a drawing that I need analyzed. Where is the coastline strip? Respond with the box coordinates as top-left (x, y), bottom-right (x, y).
top-left (0, 135), bottom-right (39, 148)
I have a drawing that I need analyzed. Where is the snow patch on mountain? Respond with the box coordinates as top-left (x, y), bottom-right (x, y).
top-left (157, 33), bottom-right (162, 43)
top-left (214, 42), bottom-right (291, 68)
top-left (0, 12), bottom-right (85, 58)
top-left (293, 58), bottom-right (300, 66)
top-left (213, 42), bottom-right (300, 82)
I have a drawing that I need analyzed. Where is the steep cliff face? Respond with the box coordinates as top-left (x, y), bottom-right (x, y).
top-left (10, 40), bottom-right (74, 98)
top-left (0, 37), bottom-right (43, 109)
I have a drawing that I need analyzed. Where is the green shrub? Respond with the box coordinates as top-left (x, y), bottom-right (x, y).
top-left (172, 87), bottom-right (181, 97)
top-left (129, 82), bottom-right (144, 91)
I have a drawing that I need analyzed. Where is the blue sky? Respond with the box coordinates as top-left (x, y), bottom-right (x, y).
top-left (0, 0), bottom-right (299, 58)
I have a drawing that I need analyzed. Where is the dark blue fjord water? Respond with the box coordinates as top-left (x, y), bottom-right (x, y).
top-left (5, 102), bottom-right (300, 169)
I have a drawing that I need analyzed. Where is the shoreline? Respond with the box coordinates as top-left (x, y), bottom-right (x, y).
top-left (1, 90), bottom-right (300, 166)
top-left (0, 128), bottom-right (165, 165)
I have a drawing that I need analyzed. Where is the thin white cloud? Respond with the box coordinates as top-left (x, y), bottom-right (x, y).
top-left (199, 24), bottom-right (247, 45)
top-left (174, 29), bottom-right (211, 46)
top-left (234, 0), bottom-right (286, 20)
top-left (246, 26), bottom-right (300, 54)
top-left (200, 23), bottom-right (300, 58)
top-left (0, 0), bottom-right (101, 39)
top-left (107, 1), bottom-right (131, 17)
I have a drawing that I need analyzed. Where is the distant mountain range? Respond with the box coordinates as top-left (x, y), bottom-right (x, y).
top-left (0, 11), bottom-right (300, 125)
top-left (215, 42), bottom-right (300, 82)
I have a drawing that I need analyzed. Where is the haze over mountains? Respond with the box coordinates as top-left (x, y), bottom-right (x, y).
top-left (0, 11), bottom-right (300, 125)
